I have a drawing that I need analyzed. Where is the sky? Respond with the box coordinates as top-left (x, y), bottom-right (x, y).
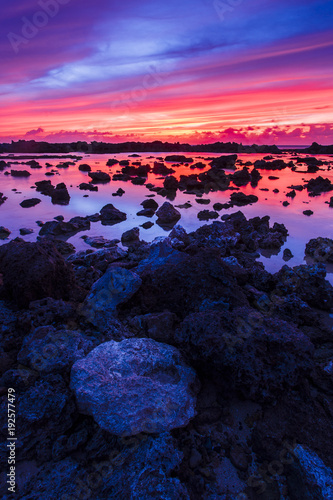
top-left (1, 0), bottom-right (333, 145)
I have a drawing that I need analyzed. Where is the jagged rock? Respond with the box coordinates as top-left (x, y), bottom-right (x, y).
top-left (230, 192), bottom-right (258, 206)
top-left (81, 266), bottom-right (142, 327)
top-left (306, 176), bottom-right (333, 195)
top-left (0, 226), bottom-right (11, 239)
top-left (305, 237), bottom-right (333, 263)
top-left (121, 227), bottom-right (140, 245)
top-left (156, 202), bottom-right (181, 227)
top-left (17, 326), bottom-right (94, 374)
top-left (197, 210), bottom-right (219, 221)
top-left (209, 155), bottom-right (237, 169)
top-left (51, 183), bottom-right (70, 205)
top-left (70, 338), bottom-right (198, 435)
top-left (79, 182), bottom-right (98, 191)
top-left (81, 235), bottom-right (118, 248)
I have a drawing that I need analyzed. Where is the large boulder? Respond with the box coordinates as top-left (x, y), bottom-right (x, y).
top-left (70, 338), bottom-right (199, 435)
top-left (0, 240), bottom-right (77, 308)
top-left (100, 203), bottom-right (127, 224)
top-left (305, 237), bottom-right (333, 263)
top-left (81, 266), bottom-right (142, 327)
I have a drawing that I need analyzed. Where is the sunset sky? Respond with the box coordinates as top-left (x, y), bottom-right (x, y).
top-left (1, 0), bottom-right (333, 145)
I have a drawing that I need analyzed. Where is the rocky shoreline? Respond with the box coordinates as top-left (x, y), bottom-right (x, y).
top-left (0, 209), bottom-right (333, 499)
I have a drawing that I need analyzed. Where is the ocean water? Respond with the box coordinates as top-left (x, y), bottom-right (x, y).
top-left (1, 151), bottom-right (333, 283)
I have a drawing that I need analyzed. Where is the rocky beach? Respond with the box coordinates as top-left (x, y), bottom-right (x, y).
top-left (0, 144), bottom-right (333, 499)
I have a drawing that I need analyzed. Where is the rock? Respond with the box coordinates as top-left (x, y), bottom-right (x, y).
top-left (169, 225), bottom-right (191, 249)
top-left (286, 445), bottom-right (333, 500)
top-left (130, 311), bottom-right (178, 344)
top-left (88, 171), bottom-right (111, 183)
top-left (78, 164), bottom-right (91, 171)
top-left (79, 182), bottom-right (98, 191)
top-left (100, 204), bottom-right (127, 224)
top-left (107, 158), bottom-right (119, 166)
top-left (20, 198), bottom-right (41, 208)
top-left (209, 155), bottom-right (237, 169)
top-left (112, 188), bottom-right (125, 196)
top-left (0, 226), bottom-right (11, 239)
top-left (0, 240), bottom-right (77, 308)
top-left (18, 326), bottom-right (94, 374)
top-left (305, 237), bottom-right (333, 263)
top-left (51, 183), bottom-right (70, 205)
top-left (231, 167), bottom-right (251, 186)
top-left (164, 176), bottom-right (179, 190)
top-left (0, 193), bottom-right (7, 205)
top-left (20, 228), bottom-right (34, 235)
top-left (10, 169), bottom-right (31, 177)
top-left (35, 180), bottom-right (54, 196)
top-left (141, 221), bottom-right (154, 229)
top-left (137, 208), bottom-right (155, 217)
top-left (213, 203), bottom-right (225, 211)
top-left (229, 444), bottom-right (248, 471)
top-left (81, 235), bottom-right (118, 248)
top-left (121, 227), bottom-right (140, 245)
top-left (283, 201), bottom-right (290, 207)
top-left (286, 189), bottom-right (296, 198)
top-left (175, 308), bottom-right (314, 401)
top-left (68, 246), bottom-right (126, 273)
top-left (189, 449), bottom-right (203, 469)
top-left (329, 196), bottom-right (333, 208)
top-left (0, 374), bottom-right (75, 463)
top-left (81, 266), bottom-right (142, 327)
top-left (70, 338), bottom-right (198, 435)
top-left (152, 162), bottom-right (175, 176)
top-left (39, 216), bottom-right (90, 237)
top-left (303, 210), bottom-right (314, 216)
top-left (254, 159), bottom-right (288, 170)
top-left (195, 198), bottom-right (211, 205)
top-left (306, 176), bottom-right (333, 195)
top-left (283, 248), bottom-right (294, 261)
top-left (230, 192), bottom-right (258, 206)
top-left (197, 210), bottom-right (219, 221)
top-left (156, 202), bottom-right (181, 227)
top-left (165, 155), bottom-right (194, 162)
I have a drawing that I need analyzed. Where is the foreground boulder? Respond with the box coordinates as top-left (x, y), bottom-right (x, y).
top-left (156, 202), bottom-right (181, 228)
top-left (305, 237), bottom-right (333, 263)
top-left (0, 240), bottom-right (77, 308)
top-left (70, 338), bottom-right (199, 435)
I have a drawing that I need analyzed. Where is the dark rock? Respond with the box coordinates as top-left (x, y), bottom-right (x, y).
top-left (70, 338), bottom-right (198, 435)
top-left (152, 162), bottom-right (175, 176)
top-left (0, 193), bottom-right (7, 206)
top-left (141, 199), bottom-right (159, 210)
top-left (68, 246), bottom-right (126, 273)
top-left (137, 208), bottom-right (156, 217)
top-left (141, 221), bottom-right (154, 229)
top-left (283, 201), bottom-right (290, 206)
top-left (231, 167), bottom-right (251, 186)
top-left (306, 176), bottom-right (333, 195)
top-left (230, 192), bottom-right (258, 206)
top-left (196, 198), bottom-right (211, 205)
top-left (81, 235), bottom-right (118, 248)
top-left (112, 188), bottom-right (125, 196)
top-left (0, 239), bottom-right (77, 308)
top-left (10, 169), bottom-right (31, 177)
top-left (305, 237), bottom-right (333, 263)
top-left (35, 180), bottom-right (54, 196)
top-left (165, 155), bottom-right (194, 162)
top-left (19, 228), bottom-right (34, 235)
top-left (303, 210), bottom-right (314, 216)
top-left (88, 171), bottom-right (111, 183)
top-left (130, 311), bottom-right (178, 344)
top-left (286, 190), bottom-right (296, 198)
top-left (254, 159), bottom-right (288, 170)
top-left (175, 309), bottom-right (314, 401)
top-left (0, 226), bottom-right (11, 239)
top-left (39, 217), bottom-right (90, 237)
top-left (79, 182), bottom-right (98, 191)
top-left (107, 158), bottom-right (119, 166)
top-left (100, 204), bottom-right (127, 224)
top-left (51, 183), bottom-right (70, 205)
top-left (164, 175), bottom-right (179, 190)
top-left (121, 227), bottom-right (140, 245)
top-left (20, 198), bottom-right (41, 208)
top-left (156, 202), bottom-right (181, 226)
top-left (78, 164), bottom-right (91, 172)
top-left (209, 155), bottom-right (237, 169)
top-left (283, 248), bottom-right (294, 261)
top-left (198, 210), bottom-right (219, 221)
top-left (18, 326), bottom-right (94, 374)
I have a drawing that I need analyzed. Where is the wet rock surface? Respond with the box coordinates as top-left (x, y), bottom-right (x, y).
top-left (1, 205), bottom-right (333, 499)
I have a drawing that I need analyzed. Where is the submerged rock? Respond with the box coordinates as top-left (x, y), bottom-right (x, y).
top-left (70, 338), bottom-right (198, 435)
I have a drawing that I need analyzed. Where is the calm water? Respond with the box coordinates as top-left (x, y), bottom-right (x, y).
top-left (1, 151), bottom-right (333, 283)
